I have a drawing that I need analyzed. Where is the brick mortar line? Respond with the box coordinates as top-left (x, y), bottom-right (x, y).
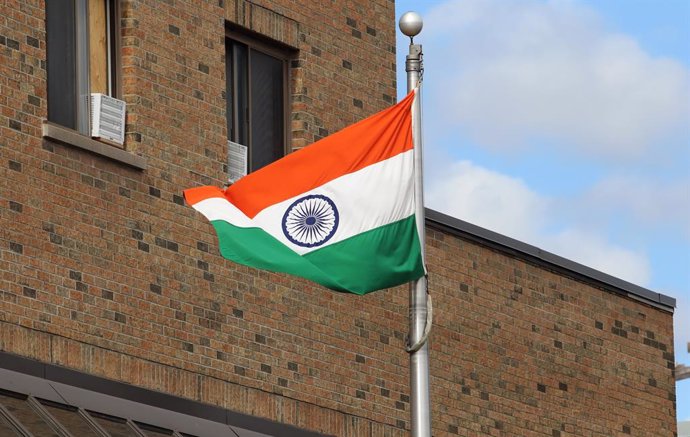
top-left (1, 321), bottom-right (409, 431)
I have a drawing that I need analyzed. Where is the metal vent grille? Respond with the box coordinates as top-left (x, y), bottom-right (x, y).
top-left (90, 93), bottom-right (126, 145)
top-left (228, 140), bottom-right (248, 183)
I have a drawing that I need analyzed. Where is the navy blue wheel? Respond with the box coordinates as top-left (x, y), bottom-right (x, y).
top-left (282, 194), bottom-right (339, 248)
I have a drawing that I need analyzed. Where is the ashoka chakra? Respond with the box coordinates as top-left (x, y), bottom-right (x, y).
top-left (282, 194), bottom-right (339, 248)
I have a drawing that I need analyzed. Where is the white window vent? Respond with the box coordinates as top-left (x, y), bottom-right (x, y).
top-left (228, 140), bottom-right (248, 183)
top-left (90, 93), bottom-right (126, 146)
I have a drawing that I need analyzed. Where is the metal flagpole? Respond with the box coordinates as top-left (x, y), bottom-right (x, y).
top-left (399, 12), bottom-right (431, 437)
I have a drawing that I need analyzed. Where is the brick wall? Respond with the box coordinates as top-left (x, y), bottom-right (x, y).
top-left (426, 227), bottom-right (675, 436)
top-left (0, 1), bottom-right (675, 436)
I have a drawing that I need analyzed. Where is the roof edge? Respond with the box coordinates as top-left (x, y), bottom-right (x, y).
top-left (425, 208), bottom-right (676, 313)
top-left (0, 352), bottom-right (327, 437)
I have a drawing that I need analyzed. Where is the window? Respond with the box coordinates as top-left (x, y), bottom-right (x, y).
top-left (46, 0), bottom-right (120, 135)
top-left (225, 33), bottom-right (289, 177)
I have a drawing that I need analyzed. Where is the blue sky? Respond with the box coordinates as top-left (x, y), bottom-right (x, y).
top-left (395, 0), bottom-right (690, 421)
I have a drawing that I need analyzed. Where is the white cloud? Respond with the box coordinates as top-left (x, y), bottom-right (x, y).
top-left (423, 0), bottom-right (690, 159)
top-left (546, 229), bottom-right (650, 284)
top-left (426, 160), bottom-right (651, 285)
top-left (581, 175), bottom-right (690, 240)
top-left (426, 160), bottom-right (547, 242)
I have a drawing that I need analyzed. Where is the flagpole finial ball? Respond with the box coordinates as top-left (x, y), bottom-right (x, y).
top-left (399, 11), bottom-right (423, 37)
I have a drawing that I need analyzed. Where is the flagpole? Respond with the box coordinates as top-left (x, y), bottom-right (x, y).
top-left (400, 12), bottom-right (431, 437)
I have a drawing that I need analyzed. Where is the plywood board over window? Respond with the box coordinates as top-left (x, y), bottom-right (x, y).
top-left (89, 0), bottom-right (109, 95)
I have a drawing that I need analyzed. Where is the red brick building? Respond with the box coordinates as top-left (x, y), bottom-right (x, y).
top-left (0, 1), bottom-right (676, 436)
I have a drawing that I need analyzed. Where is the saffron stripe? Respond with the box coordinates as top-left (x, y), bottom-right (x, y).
top-left (225, 90), bottom-right (416, 218)
top-left (188, 150), bottom-right (414, 255)
top-left (184, 186), bottom-right (225, 206)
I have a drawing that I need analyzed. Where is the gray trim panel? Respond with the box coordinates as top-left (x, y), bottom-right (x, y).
top-left (425, 208), bottom-right (675, 312)
top-left (43, 121), bottom-right (147, 170)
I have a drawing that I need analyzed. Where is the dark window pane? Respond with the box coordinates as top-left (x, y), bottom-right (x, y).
top-left (0, 413), bottom-right (20, 437)
top-left (250, 50), bottom-right (284, 171)
top-left (225, 41), bottom-right (234, 142)
top-left (89, 412), bottom-right (139, 437)
top-left (226, 37), bottom-right (286, 174)
top-left (108, 0), bottom-right (119, 97)
top-left (46, 0), bottom-right (77, 129)
top-left (40, 401), bottom-right (100, 437)
top-left (234, 42), bottom-right (249, 146)
top-left (0, 393), bottom-right (60, 437)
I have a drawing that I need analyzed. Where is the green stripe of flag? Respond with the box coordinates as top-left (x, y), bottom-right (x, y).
top-left (211, 215), bottom-right (424, 294)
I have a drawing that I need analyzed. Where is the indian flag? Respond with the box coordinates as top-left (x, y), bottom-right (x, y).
top-left (184, 90), bottom-right (424, 294)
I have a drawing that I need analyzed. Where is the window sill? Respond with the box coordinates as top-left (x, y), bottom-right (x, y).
top-left (42, 121), bottom-right (147, 170)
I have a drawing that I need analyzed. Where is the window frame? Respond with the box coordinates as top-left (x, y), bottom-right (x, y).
top-left (46, 0), bottom-right (122, 136)
top-left (225, 27), bottom-right (293, 173)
